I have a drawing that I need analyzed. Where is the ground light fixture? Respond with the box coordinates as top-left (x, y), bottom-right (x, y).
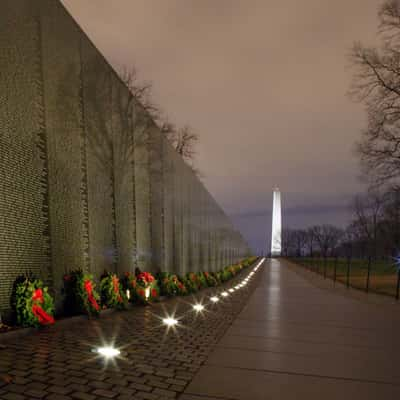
top-left (96, 346), bottom-right (121, 359)
top-left (163, 317), bottom-right (178, 326)
top-left (229, 288), bottom-right (234, 293)
top-left (221, 291), bottom-right (229, 297)
top-left (210, 296), bottom-right (219, 303)
top-left (193, 304), bottom-right (205, 312)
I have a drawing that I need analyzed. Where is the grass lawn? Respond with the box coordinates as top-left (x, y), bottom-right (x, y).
top-left (292, 257), bottom-right (399, 298)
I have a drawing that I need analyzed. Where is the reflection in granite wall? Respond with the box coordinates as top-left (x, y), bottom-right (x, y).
top-left (40, 0), bottom-right (85, 303)
top-left (0, 1), bottom-right (53, 313)
top-left (0, 0), bottom-right (251, 314)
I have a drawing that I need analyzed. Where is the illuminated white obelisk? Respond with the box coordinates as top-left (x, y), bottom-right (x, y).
top-left (271, 187), bottom-right (282, 257)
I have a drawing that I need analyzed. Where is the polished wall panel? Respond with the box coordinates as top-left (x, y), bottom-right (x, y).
top-left (148, 122), bottom-right (164, 271)
top-left (82, 38), bottom-right (117, 277)
top-left (0, 0), bottom-right (251, 315)
top-left (40, 0), bottom-right (85, 304)
top-left (134, 107), bottom-right (152, 271)
top-left (111, 75), bottom-right (136, 275)
top-left (0, 0), bottom-right (52, 312)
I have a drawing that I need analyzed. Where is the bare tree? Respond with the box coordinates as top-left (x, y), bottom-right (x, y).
top-left (292, 229), bottom-right (308, 257)
top-left (349, 0), bottom-right (400, 186)
top-left (378, 186), bottom-right (400, 254)
top-left (174, 125), bottom-right (199, 163)
top-left (351, 189), bottom-right (387, 258)
top-left (119, 67), bottom-right (199, 169)
top-left (311, 225), bottom-right (343, 259)
top-left (281, 228), bottom-right (296, 257)
top-left (305, 227), bottom-right (316, 257)
top-left (341, 223), bottom-right (359, 258)
top-left (119, 66), bottom-right (159, 118)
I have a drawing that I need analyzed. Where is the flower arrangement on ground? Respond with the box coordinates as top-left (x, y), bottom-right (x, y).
top-left (196, 272), bottom-right (208, 289)
top-left (120, 271), bottom-right (137, 301)
top-left (158, 273), bottom-right (187, 297)
top-left (187, 272), bottom-right (201, 290)
top-left (100, 273), bottom-right (127, 310)
top-left (176, 278), bottom-right (187, 295)
top-left (203, 271), bottom-right (218, 287)
top-left (135, 271), bottom-right (159, 304)
top-left (14, 277), bottom-right (55, 327)
top-left (158, 273), bottom-right (175, 297)
top-left (211, 271), bottom-right (222, 285)
top-left (180, 275), bottom-right (197, 293)
top-left (63, 270), bottom-right (100, 316)
top-left (121, 271), bottom-right (159, 304)
top-left (221, 267), bottom-right (232, 282)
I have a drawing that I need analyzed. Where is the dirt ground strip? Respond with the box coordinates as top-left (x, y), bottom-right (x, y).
top-left (0, 266), bottom-right (260, 400)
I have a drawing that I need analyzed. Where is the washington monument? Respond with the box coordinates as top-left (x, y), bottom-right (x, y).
top-left (271, 188), bottom-right (282, 257)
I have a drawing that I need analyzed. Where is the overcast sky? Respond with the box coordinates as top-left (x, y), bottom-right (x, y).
top-left (61, 0), bottom-right (382, 253)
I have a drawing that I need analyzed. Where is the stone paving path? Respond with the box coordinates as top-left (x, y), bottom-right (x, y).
top-left (0, 263), bottom-right (261, 400)
top-left (181, 258), bottom-right (400, 400)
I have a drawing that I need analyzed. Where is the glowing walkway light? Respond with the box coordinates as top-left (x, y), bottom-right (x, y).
top-left (96, 347), bottom-right (120, 358)
top-left (229, 288), bottom-right (234, 293)
top-left (163, 317), bottom-right (178, 326)
top-left (210, 296), bottom-right (219, 303)
top-left (221, 291), bottom-right (228, 297)
top-left (193, 304), bottom-right (205, 312)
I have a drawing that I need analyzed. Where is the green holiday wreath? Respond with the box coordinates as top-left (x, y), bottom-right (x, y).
top-left (14, 278), bottom-right (55, 327)
top-left (100, 273), bottom-right (127, 310)
top-left (63, 270), bottom-right (100, 316)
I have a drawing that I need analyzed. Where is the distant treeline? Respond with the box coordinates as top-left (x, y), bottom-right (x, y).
top-left (282, 186), bottom-right (400, 259)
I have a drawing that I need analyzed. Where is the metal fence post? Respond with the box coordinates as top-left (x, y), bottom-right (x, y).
top-left (333, 256), bottom-right (338, 284)
top-left (346, 257), bottom-right (351, 288)
top-left (366, 256), bottom-right (371, 293)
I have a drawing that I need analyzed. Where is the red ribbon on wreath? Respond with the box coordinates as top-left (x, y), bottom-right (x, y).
top-left (84, 280), bottom-right (100, 311)
top-left (112, 276), bottom-right (123, 303)
top-left (31, 288), bottom-right (54, 325)
top-left (112, 275), bottom-right (119, 293)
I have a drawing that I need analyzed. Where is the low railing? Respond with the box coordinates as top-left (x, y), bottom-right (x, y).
top-left (288, 256), bottom-right (400, 300)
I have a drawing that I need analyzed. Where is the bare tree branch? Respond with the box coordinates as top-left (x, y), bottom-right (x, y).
top-left (349, 0), bottom-right (400, 186)
top-left (119, 66), bottom-right (200, 173)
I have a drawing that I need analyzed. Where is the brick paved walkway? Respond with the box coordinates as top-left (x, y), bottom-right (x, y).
top-left (0, 262), bottom-right (262, 400)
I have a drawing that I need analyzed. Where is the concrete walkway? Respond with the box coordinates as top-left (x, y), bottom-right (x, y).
top-left (181, 258), bottom-right (400, 400)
